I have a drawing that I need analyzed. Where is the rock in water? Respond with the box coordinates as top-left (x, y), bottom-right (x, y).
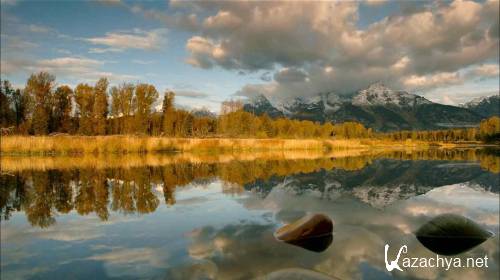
top-left (274, 213), bottom-right (333, 242)
top-left (416, 213), bottom-right (493, 255)
top-left (285, 233), bottom-right (333, 252)
top-left (263, 268), bottom-right (337, 280)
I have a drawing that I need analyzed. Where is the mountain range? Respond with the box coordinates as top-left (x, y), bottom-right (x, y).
top-left (243, 83), bottom-right (498, 131)
top-left (460, 94), bottom-right (500, 118)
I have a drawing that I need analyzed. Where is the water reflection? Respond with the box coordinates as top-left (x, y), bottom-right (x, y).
top-left (1, 149), bottom-right (498, 227)
top-left (416, 213), bottom-right (494, 255)
top-left (0, 148), bottom-right (499, 279)
top-left (284, 234), bottom-right (334, 253)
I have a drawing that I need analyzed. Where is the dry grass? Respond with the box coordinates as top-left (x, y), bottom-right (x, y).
top-left (0, 135), bottom-right (459, 156)
top-left (1, 135), bottom-right (356, 155)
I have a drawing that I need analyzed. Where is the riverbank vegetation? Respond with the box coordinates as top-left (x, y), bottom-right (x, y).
top-left (1, 72), bottom-right (499, 155)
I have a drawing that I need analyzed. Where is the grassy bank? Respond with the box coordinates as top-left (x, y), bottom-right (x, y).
top-left (0, 135), bottom-right (477, 156)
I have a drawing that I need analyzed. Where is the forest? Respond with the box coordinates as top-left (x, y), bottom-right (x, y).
top-left (1, 72), bottom-right (499, 142)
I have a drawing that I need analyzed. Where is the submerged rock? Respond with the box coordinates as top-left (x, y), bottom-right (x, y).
top-left (285, 233), bottom-right (333, 252)
top-left (274, 213), bottom-right (333, 242)
top-left (263, 268), bottom-right (337, 280)
top-left (416, 213), bottom-right (493, 255)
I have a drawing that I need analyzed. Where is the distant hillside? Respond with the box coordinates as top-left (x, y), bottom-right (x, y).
top-left (243, 83), bottom-right (483, 131)
top-left (461, 95), bottom-right (500, 118)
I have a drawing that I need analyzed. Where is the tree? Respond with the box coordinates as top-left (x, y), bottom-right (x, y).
top-left (24, 72), bottom-right (55, 135)
top-left (479, 116), bottom-right (500, 142)
top-left (134, 84), bottom-right (158, 134)
top-left (110, 83), bottom-right (135, 134)
top-left (0, 80), bottom-right (15, 127)
top-left (75, 83), bottom-right (94, 135)
top-left (12, 89), bottom-right (29, 130)
top-left (52, 85), bottom-right (73, 133)
top-left (93, 78), bottom-right (109, 135)
top-left (162, 91), bottom-right (175, 136)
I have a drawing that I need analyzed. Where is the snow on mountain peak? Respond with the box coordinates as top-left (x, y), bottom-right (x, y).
top-left (461, 94), bottom-right (499, 108)
top-left (353, 83), bottom-right (432, 107)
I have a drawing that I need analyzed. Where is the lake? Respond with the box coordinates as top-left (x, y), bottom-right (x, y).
top-left (1, 148), bottom-right (499, 280)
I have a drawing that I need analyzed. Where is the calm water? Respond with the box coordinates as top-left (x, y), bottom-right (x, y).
top-left (1, 149), bottom-right (499, 280)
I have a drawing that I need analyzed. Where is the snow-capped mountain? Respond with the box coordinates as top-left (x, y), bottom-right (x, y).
top-left (243, 94), bottom-right (284, 118)
top-left (243, 83), bottom-right (483, 131)
top-left (352, 82), bottom-right (432, 107)
top-left (460, 94), bottom-right (499, 118)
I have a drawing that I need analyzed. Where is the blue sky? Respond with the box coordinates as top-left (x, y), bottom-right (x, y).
top-left (1, 0), bottom-right (498, 111)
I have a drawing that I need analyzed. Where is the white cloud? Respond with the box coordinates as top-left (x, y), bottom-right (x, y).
top-left (402, 72), bottom-right (463, 90)
top-left (165, 0), bottom-right (499, 98)
top-left (469, 64), bottom-right (500, 79)
top-left (2, 56), bottom-right (139, 84)
top-left (85, 28), bottom-right (168, 52)
top-left (174, 90), bottom-right (209, 99)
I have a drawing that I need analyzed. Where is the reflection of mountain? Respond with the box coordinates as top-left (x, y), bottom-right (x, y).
top-left (1, 149), bottom-right (498, 226)
top-left (244, 159), bottom-right (499, 208)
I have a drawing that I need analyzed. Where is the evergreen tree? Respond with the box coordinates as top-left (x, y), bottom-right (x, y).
top-left (0, 80), bottom-right (15, 127)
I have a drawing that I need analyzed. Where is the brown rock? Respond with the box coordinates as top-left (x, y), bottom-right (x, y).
top-left (274, 213), bottom-right (333, 242)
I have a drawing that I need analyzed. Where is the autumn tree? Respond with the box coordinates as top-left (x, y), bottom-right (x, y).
top-left (110, 83), bottom-right (135, 134)
top-left (162, 91), bottom-right (175, 136)
top-left (24, 72), bottom-right (55, 135)
top-left (93, 78), bottom-right (109, 135)
top-left (479, 116), bottom-right (500, 142)
top-left (52, 85), bottom-right (73, 133)
top-left (75, 83), bottom-right (94, 135)
top-left (134, 83), bottom-right (158, 134)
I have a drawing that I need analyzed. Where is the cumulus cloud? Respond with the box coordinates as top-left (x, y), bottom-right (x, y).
top-left (2, 56), bottom-right (139, 83)
top-left (154, 0), bottom-right (499, 99)
top-left (85, 28), bottom-right (168, 53)
top-left (467, 64), bottom-right (500, 79)
top-left (403, 72), bottom-right (463, 90)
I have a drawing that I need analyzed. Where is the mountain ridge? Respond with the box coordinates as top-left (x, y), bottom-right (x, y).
top-left (243, 83), bottom-right (487, 131)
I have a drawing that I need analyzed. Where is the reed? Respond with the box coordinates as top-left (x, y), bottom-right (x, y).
top-left (0, 135), bottom-right (451, 156)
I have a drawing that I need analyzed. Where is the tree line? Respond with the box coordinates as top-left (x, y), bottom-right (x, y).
top-left (383, 117), bottom-right (500, 143)
top-left (1, 72), bottom-right (499, 141)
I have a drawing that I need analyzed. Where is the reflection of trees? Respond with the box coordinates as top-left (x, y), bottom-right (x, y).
top-left (0, 173), bottom-right (26, 220)
top-left (1, 148), bottom-right (498, 227)
top-left (25, 171), bottom-right (56, 228)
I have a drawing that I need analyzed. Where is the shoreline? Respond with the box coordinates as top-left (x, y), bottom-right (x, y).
top-left (0, 135), bottom-right (496, 156)
top-left (1, 146), bottom-right (498, 173)
top-left (1, 135), bottom-right (495, 156)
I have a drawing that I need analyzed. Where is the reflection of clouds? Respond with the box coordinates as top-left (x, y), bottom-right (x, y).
top-left (175, 223), bottom-right (333, 280)
top-left (235, 182), bottom-right (499, 279)
top-left (34, 227), bottom-right (103, 242)
top-left (85, 246), bottom-right (169, 278)
top-left (88, 247), bottom-right (166, 265)
top-left (30, 213), bottom-right (143, 242)
top-left (418, 184), bottom-right (500, 212)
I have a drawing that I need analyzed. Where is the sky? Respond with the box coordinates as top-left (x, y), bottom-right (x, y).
top-left (1, 0), bottom-right (498, 112)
